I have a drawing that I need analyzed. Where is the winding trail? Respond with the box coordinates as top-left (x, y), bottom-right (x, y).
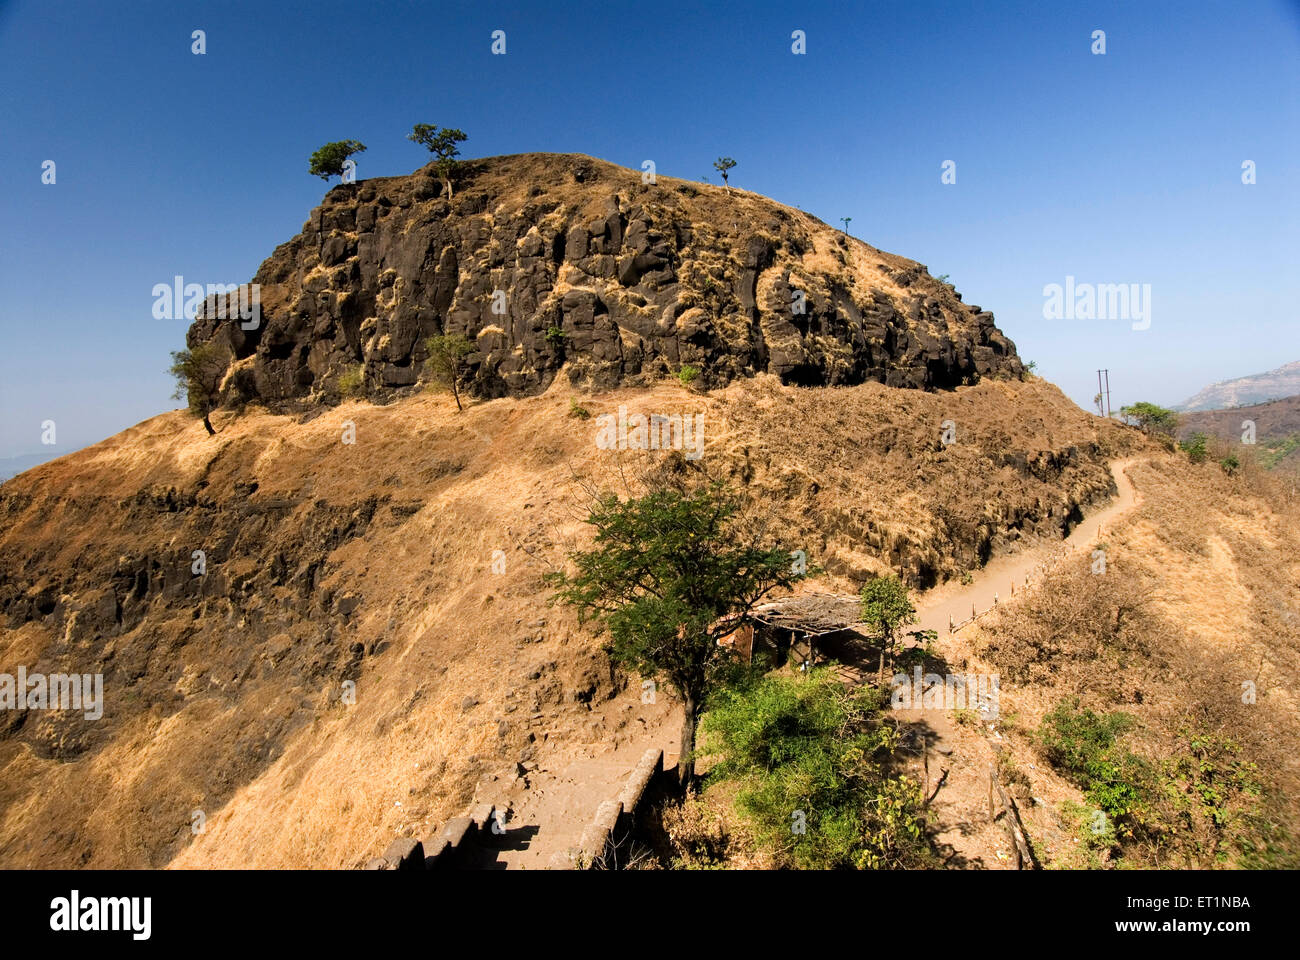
top-left (488, 460), bottom-right (1143, 869)
top-left (889, 457), bottom-right (1143, 867)
top-left (916, 457), bottom-right (1140, 639)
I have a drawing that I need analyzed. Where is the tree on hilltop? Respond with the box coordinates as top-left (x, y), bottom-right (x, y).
top-left (309, 140), bottom-right (367, 182)
top-left (423, 333), bottom-right (475, 411)
top-left (409, 125), bottom-right (468, 198)
top-left (1120, 402), bottom-right (1178, 437)
top-left (169, 343), bottom-right (229, 436)
top-left (713, 157), bottom-right (736, 192)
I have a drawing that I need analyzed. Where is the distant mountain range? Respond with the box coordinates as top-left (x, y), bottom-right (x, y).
top-left (1173, 361), bottom-right (1300, 412)
top-left (0, 451), bottom-right (62, 483)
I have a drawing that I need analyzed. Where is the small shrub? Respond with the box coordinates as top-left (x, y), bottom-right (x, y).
top-left (953, 708), bottom-right (979, 727)
top-left (661, 794), bottom-right (732, 869)
top-left (1219, 453), bottom-right (1240, 475)
top-left (1180, 432), bottom-right (1208, 464)
top-left (1037, 698), bottom-right (1153, 843)
top-left (701, 669), bottom-right (932, 869)
top-left (337, 364), bottom-right (364, 398)
top-left (568, 398), bottom-right (590, 420)
top-left (676, 364), bottom-right (700, 386)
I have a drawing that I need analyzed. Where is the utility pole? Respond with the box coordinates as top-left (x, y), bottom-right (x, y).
top-left (1097, 369), bottom-right (1112, 418)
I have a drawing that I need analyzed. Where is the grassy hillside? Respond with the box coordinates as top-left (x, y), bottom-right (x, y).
top-left (1, 374), bottom-right (1139, 867)
top-left (1179, 395), bottom-right (1300, 473)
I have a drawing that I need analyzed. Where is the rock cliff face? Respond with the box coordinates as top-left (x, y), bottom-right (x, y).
top-left (189, 153), bottom-right (1022, 405)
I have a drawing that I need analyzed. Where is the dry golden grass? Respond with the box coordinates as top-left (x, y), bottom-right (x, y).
top-left (972, 449), bottom-right (1300, 866)
top-left (0, 373), bottom-right (1164, 868)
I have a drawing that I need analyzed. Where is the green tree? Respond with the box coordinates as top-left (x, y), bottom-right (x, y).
top-left (423, 333), bottom-right (475, 411)
top-left (168, 343), bottom-right (229, 436)
top-left (701, 669), bottom-right (931, 868)
top-left (408, 124), bottom-right (468, 198)
top-left (1120, 401), bottom-right (1179, 436)
top-left (859, 574), bottom-right (918, 683)
top-left (308, 140), bottom-right (367, 182)
top-left (713, 157), bottom-right (736, 192)
top-left (547, 483), bottom-right (803, 786)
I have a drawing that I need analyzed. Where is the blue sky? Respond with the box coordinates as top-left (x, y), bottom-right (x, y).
top-left (1, 0), bottom-right (1297, 460)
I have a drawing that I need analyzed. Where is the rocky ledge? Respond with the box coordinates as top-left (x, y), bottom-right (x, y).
top-left (188, 152), bottom-right (1023, 406)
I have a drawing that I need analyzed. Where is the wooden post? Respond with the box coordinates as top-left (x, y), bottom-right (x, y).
top-left (989, 764), bottom-right (1035, 869)
top-left (924, 744), bottom-right (930, 806)
top-left (949, 614), bottom-right (954, 635)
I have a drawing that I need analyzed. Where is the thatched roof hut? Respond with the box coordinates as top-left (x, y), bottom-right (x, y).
top-left (750, 593), bottom-right (866, 638)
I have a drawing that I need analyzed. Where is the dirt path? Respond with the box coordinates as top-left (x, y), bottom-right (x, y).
top-left (891, 458), bottom-right (1141, 867)
top-left (916, 458), bottom-right (1139, 638)
top-left (475, 734), bottom-right (675, 869)
top-left (486, 460), bottom-right (1141, 870)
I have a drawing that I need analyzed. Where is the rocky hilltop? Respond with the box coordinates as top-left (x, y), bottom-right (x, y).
top-left (1174, 360), bottom-right (1300, 412)
top-left (190, 153), bottom-right (1022, 405)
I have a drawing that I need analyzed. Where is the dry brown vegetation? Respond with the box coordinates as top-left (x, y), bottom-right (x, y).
top-left (974, 450), bottom-right (1300, 867)
top-left (2, 360), bottom-right (1294, 869)
top-left (0, 371), bottom-right (1138, 868)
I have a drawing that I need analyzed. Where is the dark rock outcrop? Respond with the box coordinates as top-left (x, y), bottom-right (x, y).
top-left (188, 153), bottom-right (1022, 406)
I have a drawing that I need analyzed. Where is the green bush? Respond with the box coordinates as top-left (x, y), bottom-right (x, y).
top-left (676, 364), bottom-right (700, 386)
top-left (1180, 431), bottom-right (1208, 464)
top-left (1037, 698), bottom-right (1152, 841)
top-left (700, 669), bottom-right (932, 869)
top-left (1120, 401), bottom-right (1179, 436)
top-left (568, 398), bottom-right (590, 420)
top-left (1039, 699), bottom-right (1278, 867)
top-left (1261, 434), bottom-right (1300, 469)
top-left (337, 364), bottom-right (364, 398)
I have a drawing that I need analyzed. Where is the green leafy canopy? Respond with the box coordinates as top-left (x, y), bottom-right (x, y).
top-left (547, 483), bottom-right (801, 703)
top-left (308, 140), bottom-right (367, 181)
